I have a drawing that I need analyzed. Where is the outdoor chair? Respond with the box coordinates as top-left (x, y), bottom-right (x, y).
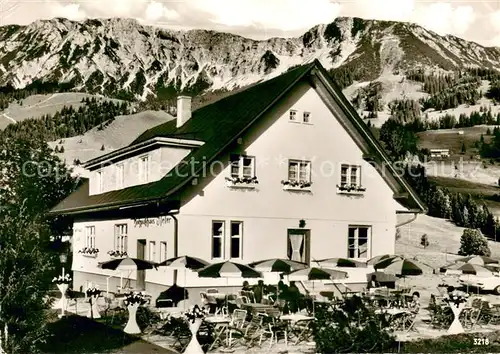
top-left (468, 298), bottom-right (486, 329)
top-left (400, 309), bottom-right (419, 333)
top-left (264, 308), bottom-right (289, 346)
top-left (200, 292), bottom-right (218, 313)
top-left (226, 309), bottom-right (248, 347)
top-left (485, 303), bottom-right (500, 325)
top-left (429, 304), bottom-right (452, 328)
top-left (257, 313), bottom-right (288, 348)
top-left (171, 321), bottom-right (192, 352)
top-left (242, 314), bottom-right (265, 348)
top-left (290, 318), bottom-right (314, 345)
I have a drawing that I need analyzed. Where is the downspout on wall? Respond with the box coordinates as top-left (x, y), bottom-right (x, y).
top-left (396, 212), bottom-right (419, 228)
top-left (168, 212), bottom-right (179, 285)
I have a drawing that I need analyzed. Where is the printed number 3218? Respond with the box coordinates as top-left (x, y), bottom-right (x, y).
top-left (474, 338), bottom-right (490, 345)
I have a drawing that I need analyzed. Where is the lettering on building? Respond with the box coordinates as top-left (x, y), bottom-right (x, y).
top-left (133, 216), bottom-right (171, 228)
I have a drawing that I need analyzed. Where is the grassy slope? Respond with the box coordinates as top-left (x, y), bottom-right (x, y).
top-left (416, 126), bottom-right (500, 214)
top-left (0, 92), bottom-right (126, 129)
top-left (50, 110), bottom-right (174, 175)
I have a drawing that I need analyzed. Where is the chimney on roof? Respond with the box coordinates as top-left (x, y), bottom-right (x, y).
top-left (176, 96), bottom-right (192, 128)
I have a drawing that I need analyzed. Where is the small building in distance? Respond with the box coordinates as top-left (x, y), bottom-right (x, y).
top-left (430, 149), bottom-right (450, 158)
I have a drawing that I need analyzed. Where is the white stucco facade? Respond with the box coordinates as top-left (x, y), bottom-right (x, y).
top-left (70, 81), bottom-right (413, 297)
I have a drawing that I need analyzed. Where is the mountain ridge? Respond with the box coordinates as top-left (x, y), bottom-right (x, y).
top-left (1, 16), bottom-right (500, 102)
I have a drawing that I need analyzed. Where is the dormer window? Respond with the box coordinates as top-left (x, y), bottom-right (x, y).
top-left (289, 110), bottom-right (297, 121)
top-left (139, 155), bottom-right (149, 183)
top-left (97, 170), bottom-right (104, 193)
top-left (303, 112), bottom-right (311, 123)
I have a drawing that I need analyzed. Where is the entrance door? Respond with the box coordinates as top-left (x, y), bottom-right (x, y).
top-left (137, 239), bottom-right (146, 290)
top-left (287, 229), bottom-right (311, 265)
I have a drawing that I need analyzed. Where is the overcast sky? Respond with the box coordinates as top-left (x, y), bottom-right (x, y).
top-left (1, 0), bottom-right (500, 46)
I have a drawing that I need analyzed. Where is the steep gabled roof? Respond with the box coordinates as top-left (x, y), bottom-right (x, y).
top-left (50, 62), bottom-right (316, 214)
top-left (50, 60), bottom-right (426, 215)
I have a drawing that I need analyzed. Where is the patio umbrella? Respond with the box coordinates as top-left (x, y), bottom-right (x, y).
top-left (286, 267), bottom-right (348, 314)
top-left (367, 254), bottom-right (403, 266)
top-left (286, 267), bottom-right (348, 281)
top-left (98, 257), bottom-right (158, 291)
top-left (379, 258), bottom-right (426, 276)
top-left (198, 261), bottom-right (262, 312)
top-left (454, 255), bottom-right (499, 266)
top-left (372, 256), bottom-right (407, 270)
top-left (198, 261), bottom-right (262, 278)
top-left (158, 256), bottom-right (210, 309)
top-left (248, 258), bottom-right (307, 303)
top-left (99, 257), bottom-right (158, 271)
top-left (158, 255), bottom-right (209, 270)
top-left (249, 258), bottom-right (308, 273)
top-left (442, 263), bottom-right (493, 294)
top-left (443, 263), bottom-right (493, 276)
top-left (315, 258), bottom-right (367, 268)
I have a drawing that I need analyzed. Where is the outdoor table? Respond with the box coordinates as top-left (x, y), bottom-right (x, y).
top-left (242, 303), bottom-right (275, 315)
top-left (152, 307), bottom-right (183, 320)
top-left (184, 318), bottom-right (204, 354)
top-left (205, 316), bottom-right (231, 351)
top-left (124, 302), bottom-right (141, 334)
top-left (448, 302), bottom-right (466, 335)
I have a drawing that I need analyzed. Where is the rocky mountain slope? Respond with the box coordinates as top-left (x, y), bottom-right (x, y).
top-left (1, 16), bottom-right (499, 101)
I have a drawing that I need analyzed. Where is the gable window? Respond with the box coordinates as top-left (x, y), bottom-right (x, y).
top-left (340, 164), bottom-right (361, 187)
top-left (289, 110), bottom-right (297, 121)
top-left (149, 241), bottom-right (156, 262)
top-left (160, 242), bottom-right (167, 262)
top-left (116, 164), bottom-right (124, 189)
top-left (303, 112), bottom-right (311, 123)
top-left (85, 226), bottom-right (96, 248)
top-left (211, 221), bottom-right (224, 259)
top-left (348, 226), bottom-right (370, 259)
top-left (114, 224), bottom-right (128, 253)
top-left (139, 155), bottom-right (149, 183)
top-left (230, 221), bottom-right (243, 259)
top-left (288, 160), bottom-right (311, 183)
top-left (96, 170), bottom-right (104, 193)
top-left (230, 155), bottom-right (255, 178)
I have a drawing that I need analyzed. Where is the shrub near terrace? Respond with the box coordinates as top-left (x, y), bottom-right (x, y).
top-left (313, 296), bottom-right (395, 353)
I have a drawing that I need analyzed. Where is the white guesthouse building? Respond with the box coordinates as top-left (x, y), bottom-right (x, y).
top-left (50, 60), bottom-right (426, 299)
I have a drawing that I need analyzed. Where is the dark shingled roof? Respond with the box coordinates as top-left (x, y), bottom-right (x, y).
top-left (50, 62), bottom-right (316, 214)
top-left (51, 59), bottom-right (427, 215)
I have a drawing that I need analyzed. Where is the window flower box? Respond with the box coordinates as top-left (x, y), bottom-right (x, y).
top-left (225, 176), bottom-right (258, 189)
top-left (336, 184), bottom-right (366, 195)
top-left (78, 247), bottom-right (99, 258)
top-left (281, 180), bottom-right (312, 191)
top-left (108, 250), bottom-right (127, 258)
top-left (52, 273), bottom-right (72, 285)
